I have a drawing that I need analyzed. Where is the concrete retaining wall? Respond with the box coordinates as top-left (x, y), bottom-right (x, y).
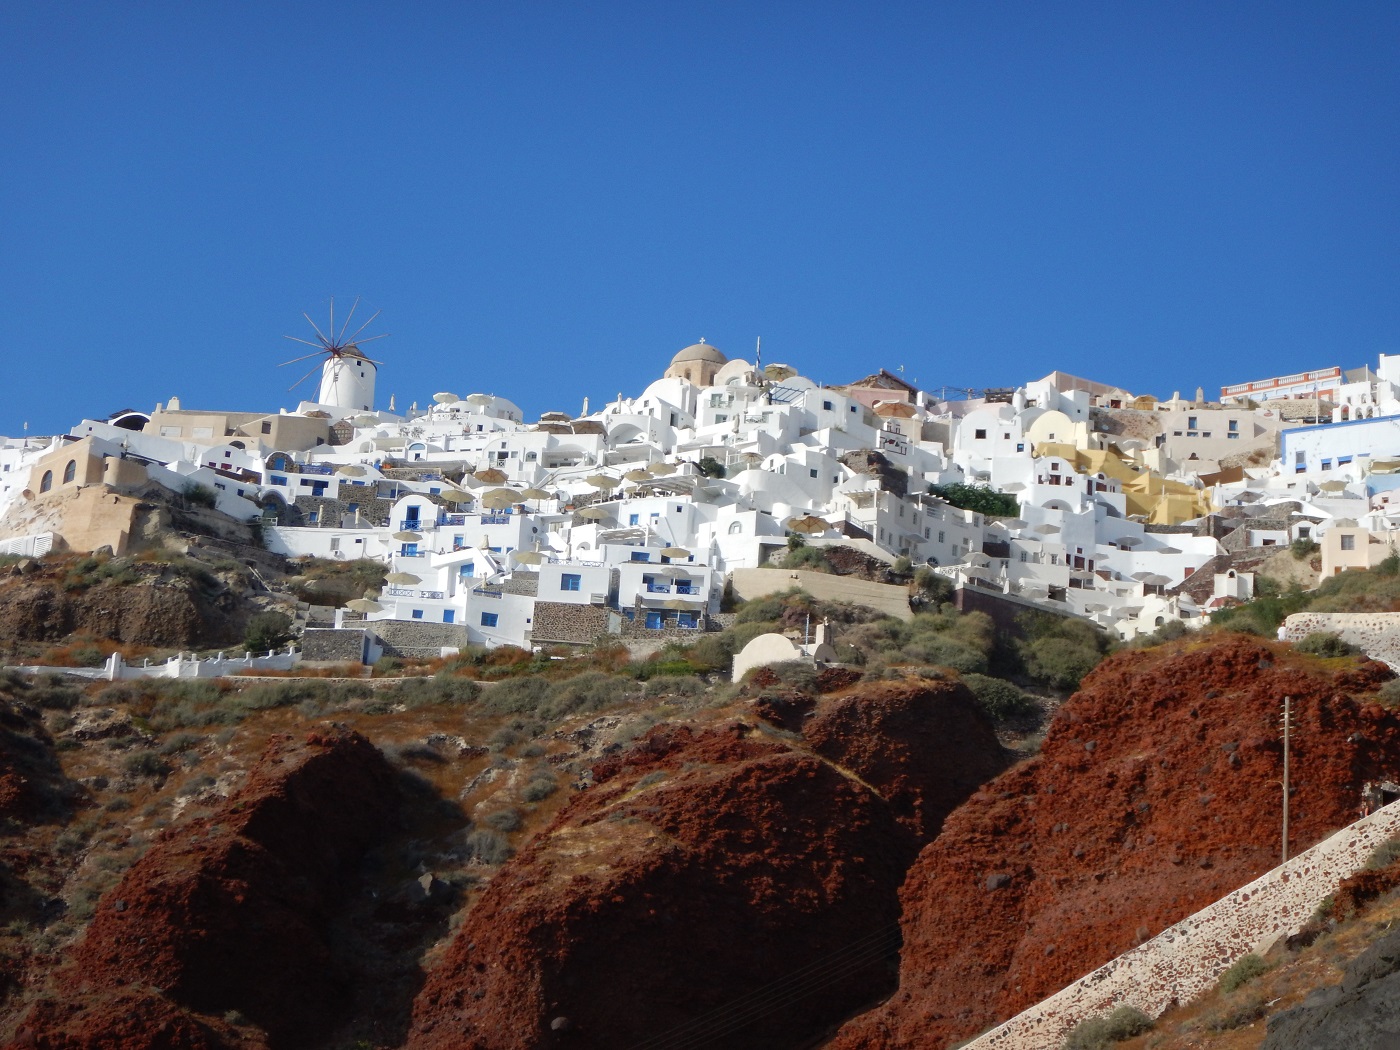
top-left (965, 799), bottom-right (1400, 1049)
top-left (1283, 611), bottom-right (1400, 670)
top-left (730, 567), bottom-right (912, 621)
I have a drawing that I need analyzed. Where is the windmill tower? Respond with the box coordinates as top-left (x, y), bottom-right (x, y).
top-left (280, 297), bottom-right (387, 412)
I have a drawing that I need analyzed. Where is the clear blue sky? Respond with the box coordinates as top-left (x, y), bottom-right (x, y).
top-left (3, 2), bottom-right (1398, 434)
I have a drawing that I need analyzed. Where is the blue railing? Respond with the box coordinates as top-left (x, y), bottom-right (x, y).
top-left (439, 514), bottom-right (467, 526)
top-left (399, 519), bottom-right (424, 530)
top-left (472, 588), bottom-right (502, 599)
top-left (480, 513), bottom-right (511, 525)
top-left (301, 463), bottom-right (334, 475)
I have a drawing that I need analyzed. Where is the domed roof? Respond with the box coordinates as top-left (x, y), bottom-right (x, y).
top-left (670, 340), bottom-right (727, 367)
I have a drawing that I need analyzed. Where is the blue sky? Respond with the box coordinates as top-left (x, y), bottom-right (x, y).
top-left (3, 2), bottom-right (1398, 434)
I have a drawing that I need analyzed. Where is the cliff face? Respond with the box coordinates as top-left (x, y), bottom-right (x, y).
top-left (831, 636), bottom-right (1400, 1049)
top-left (408, 678), bottom-right (1010, 1050)
top-left (12, 730), bottom-right (401, 1050)
top-left (0, 574), bottom-right (245, 650)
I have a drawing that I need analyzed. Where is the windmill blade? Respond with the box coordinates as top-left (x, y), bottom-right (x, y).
top-left (328, 296), bottom-right (335, 350)
top-left (288, 364), bottom-right (323, 392)
top-left (345, 308), bottom-right (382, 344)
top-left (302, 311), bottom-right (332, 347)
top-left (279, 343), bottom-right (332, 365)
top-left (337, 295), bottom-right (361, 345)
top-left (349, 332), bottom-right (390, 345)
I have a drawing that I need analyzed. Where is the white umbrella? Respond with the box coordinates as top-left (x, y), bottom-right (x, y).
top-left (433, 392), bottom-right (460, 404)
top-left (385, 571), bottom-right (421, 585)
top-left (1033, 523), bottom-right (1060, 535)
top-left (466, 393), bottom-right (493, 405)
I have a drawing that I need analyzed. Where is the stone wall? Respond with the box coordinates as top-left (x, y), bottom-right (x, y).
top-left (1283, 611), bottom-right (1400, 670)
top-left (531, 601), bottom-right (611, 645)
top-left (370, 619), bottom-right (470, 659)
top-left (301, 628), bottom-right (368, 663)
top-left (966, 800), bottom-right (1400, 1050)
top-left (730, 567), bottom-right (913, 621)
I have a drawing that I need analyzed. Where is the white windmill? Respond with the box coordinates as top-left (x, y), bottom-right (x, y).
top-left (280, 297), bottom-right (387, 412)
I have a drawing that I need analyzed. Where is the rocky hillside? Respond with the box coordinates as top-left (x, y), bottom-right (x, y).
top-left (830, 635), bottom-right (1400, 1049)
top-left (11, 729), bottom-right (401, 1049)
top-left (406, 675), bottom-right (1008, 1050)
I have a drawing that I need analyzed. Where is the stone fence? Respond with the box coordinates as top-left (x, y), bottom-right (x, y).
top-left (965, 799), bottom-right (1400, 1049)
top-left (1283, 611), bottom-right (1400, 670)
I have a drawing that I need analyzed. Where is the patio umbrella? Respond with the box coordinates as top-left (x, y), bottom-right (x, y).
top-left (649, 462), bottom-right (677, 476)
top-left (336, 464), bottom-right (367, 477)
top-left (473, 468), bottom-right (508, 485)
top-left (433, 392), bottom-right (460, 404)
top-left (466, 393), bottom-right (493, 405)
top-left (481, 488), bottom-right (517, 509)
top-left (624, 468), bottom-right (651, 482)
top-left (346, 598), bottom-right (382, 613)
top-left (660, 546), bottom-right (690, 558)
top-left (662, 597), bottom-right (696, 610)
top-left (585, 472), bottom-right (616, 488)
top-left (518, 487), bottom-right (551, 500)
top-left (514, 550), bottom-right (545, 565)
top-left (785, 515), bottom-right (829, 534)
top-left (439, 486), bottom-right (472, 502)
top-left (576, 506), bottom-right (610, 521)
top-left (385, 572), bottom-right (421, 585)
top-left (351, 413), bottom-right (379, 426)
top-left (392, 530), bottom-right (422, 542)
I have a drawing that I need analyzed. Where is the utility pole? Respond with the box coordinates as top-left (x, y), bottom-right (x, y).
top-left (1282, 695), bottom-right (1293, 864)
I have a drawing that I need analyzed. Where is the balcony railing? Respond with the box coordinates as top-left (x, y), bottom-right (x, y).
top-left (384, 586), bottom-right (446, 599)
top-left (480, 513), bottom-right (511, 525)
top-left (472, 587), bottom-right (502, 599)
top-left (399, 519), bottom-right (424, 531)
top-left (439, 514), bottom-right (467, 526)
top-left (301, 463), bottom-right (334, 476)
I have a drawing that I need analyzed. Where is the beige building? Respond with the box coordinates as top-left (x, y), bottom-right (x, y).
top-left (664, 341), bottom-right (728, 386)
top-left (143, 409), bottom-right (331, 452)
top-left (1322, 524), bottom-right (1394, 578)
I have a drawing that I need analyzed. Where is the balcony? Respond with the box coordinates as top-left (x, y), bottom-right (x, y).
top-left (301, 463), bottom-right (334, 476)
top-left (399, 519), bottom-right (425, 531)
top-left (384, 586), bottom-right (446, 599)
top-left (480, 513), bottom-right (511, 525)
top-left (439, 514), bottom-right (467, 526)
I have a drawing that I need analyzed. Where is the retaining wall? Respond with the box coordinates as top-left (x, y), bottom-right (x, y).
top-left (1283, 611), bottom-right (1400, 670)
top-left (965, 799), bottom-right (1400, 1049)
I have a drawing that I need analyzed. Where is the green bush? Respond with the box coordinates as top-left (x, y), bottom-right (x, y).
top-left (962, 673), bottom-right (1037, 721)
top-left (643, 675), bottom-right (707, 699)
top-left (464, 828), bottom-right (512, 865)
top-left (1062, 1005), bottom-right (1153, 1050)
top-left (903, 635), bottom-right (987, 673)
top-left (1023, 637), bottom-right (1103, 690)
top-left (483, 807), bottom-right (523, 832)
top-left (1365, 837), bottom-right (1400, 871)
top-left (1217, 953), bottom-right (1271, 994)
top-left (928, 483), bottom-right (1020, 518)
top-left (1293, 631), bottom-right (1360, 658)
top-left (697, 456), bottom-right (726, 478)
top-left (481, 675), bottom-right (552, 716)
top-left (542, 672), bottom-right (634, 720)
top-left (182, 482), bottom-right (218, 508)
top-left (122, 751), bottom-right (173, 779)
top-left (244, 611), bottom-right (293, 653)
top-left (384, 677), bottom-right (481, 709)
top-left (522, 776), bottom-right (557, 802)
top-left (1290, 537), bottom-right (1320, 560)
top-left (785, 544), bottom-right (830, 571)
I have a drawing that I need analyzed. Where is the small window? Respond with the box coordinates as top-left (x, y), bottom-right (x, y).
top-left (480, 611), bottom-right (499, 627)
top-left (443, 610), bottom-right (455, 624)
top-left (645, 611), bottom-right (664, 629)
top-left (630, 551), bottom-right (650, 562)
top-left (629, 514), bottom-right (640, 526)
top-left (1341, 534), bottom-right (1356, 551)
top-left (63, 460), bottom-right (76, 484)
top-left (974, 429), bottom-right (987, 439)
top-left (261, 422), bottom-right (272, 434)
top-left (810, 468), bottom-right (819, 478)
top-left (411, 609), bottom-right (423, 620)
top-left (822, 400), bottom-right (833, 410)
top-left (39, 470), bottom-right (52, 493)
top-left (561, 573), bottom-right (581, 591)
top-left (728, 521), bottom-right (742, 534)
top-left (1228, 420), bottom-right (1239, 432)
top-left (459, 563), bottom-right (474, 578)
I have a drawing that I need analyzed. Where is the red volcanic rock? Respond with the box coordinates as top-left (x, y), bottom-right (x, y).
top-left (407, 721), bottom-right (923, 1050)
top-left (14, 730), bottom-right (400, 1050)
top-left (804, 676), bottom-right (1011, 839)
top-left (832, 636), bottom-right (1400, 1049)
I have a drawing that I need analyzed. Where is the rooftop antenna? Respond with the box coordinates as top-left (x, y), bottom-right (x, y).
top-left (278, 296), bottom-right (388, 393)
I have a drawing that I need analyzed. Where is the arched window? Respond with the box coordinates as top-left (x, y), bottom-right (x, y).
top-left (40, 470), bottom-right (53, 493)
top-left (728, 521), bottom-right (742, 534)
top-left (63, 460), bottom-right (76, 484)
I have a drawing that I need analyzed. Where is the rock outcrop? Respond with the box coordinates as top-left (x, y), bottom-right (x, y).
top-left (408, 679), bottom-right (1011, 1050)
top-left (12, 729), bottom-right (400, 1049)
top-left (831, 635), bottom-right (1400, 1048)
top-left (1261, 925), bottom-right (1400, 1049)
top-left (802, 676), bottom-right (1010, 839)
